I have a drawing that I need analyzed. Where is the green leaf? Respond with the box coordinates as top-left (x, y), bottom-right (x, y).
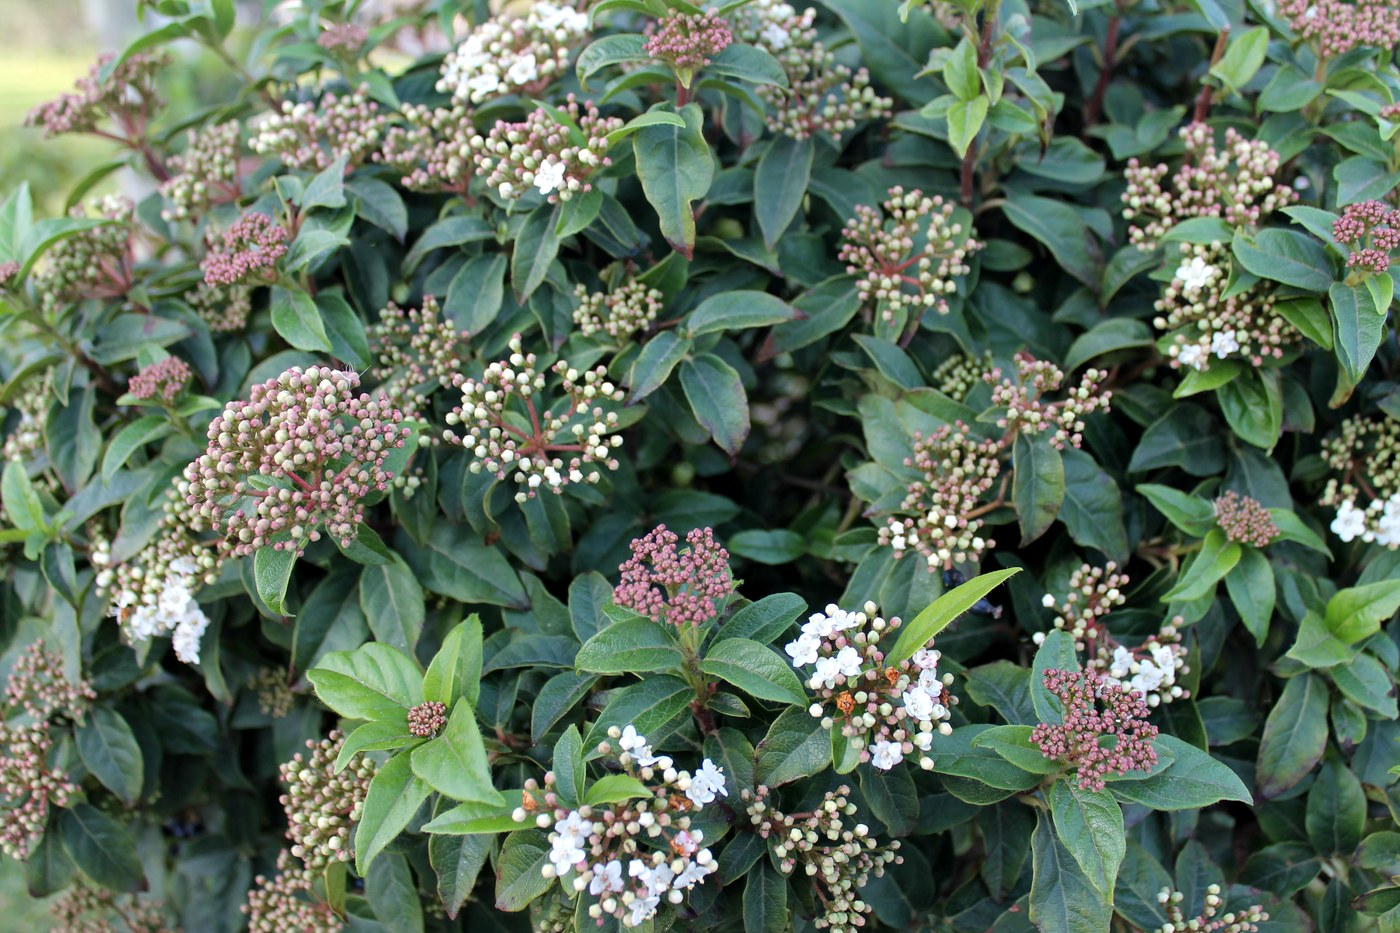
top-left (1107, 736), bottom-right (1251, 810)
top-left (404, 215), bottom-right (494, 272)
top-left (755, 707), bottom-right (831, 787)
top-left (1048, 781), bottom-right (1125, 898)
top-left (1305, 757), bottom-right (1365, 855)
top-left (430, 831), bottom-right (491, 920)
top-left (301, 155), bottom-right (348, 210)
top-left (494, 830), bottom-right (552, 911)
top-left (1066, 318), bottom-right (1154, 370)
top-left (335, 720), bottom-right (416, 769)
top-left (532, 672), bottom-right (598, 743)
top-left (410, 702), bottom-right (504, 806)
top-left (2, 461), bottom-right (46, 532)
top-left (1013, 433), bottom-right (1064, 545)
top-left (743, 860), bottom-right (789, 933)
top-left (947, 96), bottom-right (989, 159)
top-left (1162, 530), bottom-right (1239, 602)
top-left (886, 569), bottom-right (1021, 665)
top-left (686, 290), bottom-right (798, 337)
top-left (1232, 228), bottom-right (1333, 292)
top-left (59, 804), bottom-right (144, 891)
top-left (944, 38), bottom-right (980, 100)
top-left (1002, 195), bottom-right (1098, 287)
top-left (627, 331), bottom-right (692, 402)
top-left (270, 287), bottom-right (333, 353)
top-left (1325, 579), bottom-right (1400, 643)
top-left (366, 851), bottom-right (425, 933)
top-left (634, 103), bottom-right (713, 258)
top-left (423, 615), bottom-right (484, 708)
top-left (511, 204), bottom-right (562, 304)
top-left (701, 638), bottom-right (808, 707)
top-left (727, 529), bottom-right (806, 565)
top-left (575, 616), bottom-right (683, 674)
top-left (292, 568), bottom-right (368, 672)
top-left (754, 136), bottom-right (813, 249)
top-left (101, 416), bottom-right (172, 482)
top-left (398, 523), bottom-right (529, 608)
top-left (719, 593), bottom-right (806, 643)
top-left (1029, 812), bottom-right (1113, 933)
top-left (359, 555), bottom-right (426, 656)
top-left (1256, 673), bottom-right (1328, 799)
top-left (971, 724), bottom-right (1060, 774)
top-left (1331, 282), bottom-right (1383, 383)
top-left (1216, 368), bottom-right (1283, 452)
top-left (422, 794), bottom-right (526, 835)
top-left (316, 292), bottom-right (372, 368)
top-left (1031, 630), bottom-right (1079, 723)
top-left (18, 216), bottom-right (118, 282)
top-left (576, 34), bottom-right (651, 88)
top-left (1224, 548), bottom-right (1275, 646)
top-left (1129, 405), bottom-right (1226, 476)
top-left (347, 176), bottom-right (409, 240)
top-left (680, 353), bottom-right (750, 456)
top-left (705, 42), bottom-right (788, 87)
top-left (1208, 26), bottom-right (1268, 91)
top-left (356, 750), bottom-right (432, 874)
top-left (1137, 484), bottom-right (1215, 537)
top-left (584, 676), bottom-right (693, 748)
top-left (74, 707), bottom-right (144, 806)
top-left (307, 643), bottom-right (424, 722)
top-left (583, 774), bottom-right (652, 806)
top-left (254, 547), bottom-right (297, 616)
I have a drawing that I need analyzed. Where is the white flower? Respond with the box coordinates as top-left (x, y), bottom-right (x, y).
top-left (1331, 499), bottom-right (1367, 542)
top-left (760, 21), bottom-right (791, 49)
top-left (1041, 593), bottom-right (1057, 608)
top-left (171, 609), bottom-right (210, 665)
top-left (589, 860), bottom-right (624, 895)
top-left (902, 687), bottom-right (936, 722)
top-left (870, 740), bottom-right (904, 770)
top-left (1174, 256), bottom-right (1218, 296)
top-left (642, 862), bottom-right (675, 896)
top-left (1176, 343), bottom-right (1206, 370)
top-left (1109, 646), bottom-right (1134, 679)
top-left (910, 647), bottom-right (940, 672)
top-left (498, 181), bottom-right (516, 199)
top-left (685, 759), bottom-right (728, 807)
top-left (811, 655), bottom-right (843, 690)
top-left (1375, 495), bottom-right (1400, 547)
top-left (1211, 330), bottom-right (1240, 358)
top-left (506, 53), bottom-right (539, 86)
top-left (1129, 661), bottom-right (1165, 695)
top-left (628, 893), bottom-right (661, 926)
top-left (1149, 644), bottom-right (1177, 674)
top-left (534, 158), bottom-right (568, 195)
top-left (548, 811), bottom-right (589, 874)
top-left (673, 855), bottom-right (715, 889)
top-left (619, 725), bottom-right (649, 756)
top-left (784, 633), bottom-right (820, 666)
top-left (917, 667), bottom-right (942, 693)
top-left (833, 646), bottom-right (862, 679)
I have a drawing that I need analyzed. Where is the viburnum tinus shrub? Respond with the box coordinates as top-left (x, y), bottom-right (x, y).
top-left (1, 0), bottom-right (1399, 929)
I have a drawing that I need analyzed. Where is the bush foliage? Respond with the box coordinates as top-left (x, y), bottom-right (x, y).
top-left (0, 0), bottom-right (1398, 930)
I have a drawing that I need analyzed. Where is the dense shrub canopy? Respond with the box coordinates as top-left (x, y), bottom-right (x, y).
top-left (0, 0), bottom-right (1398, 931)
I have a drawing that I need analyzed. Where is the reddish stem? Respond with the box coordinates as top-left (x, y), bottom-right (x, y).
top-left (1083, 13), bottom-right (1122, 129)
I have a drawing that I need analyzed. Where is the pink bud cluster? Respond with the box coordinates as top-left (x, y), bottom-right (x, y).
top-left (160, 120), bottom-right (241, 221)
top-left (369, 295), bottom-right (470, 415)
top-left (317, 22), bottom-right (368, 54)
top-left (732, 1), bottom-right (891, 140)
top-left (742, 784), bottom-right (900, 933)
top-left (644, 10), bottom-right (734, 74)
top-left (0, 641), bottom-right (95, 860)
top-left (407, 701), bottom-right (447, 737)
top-left (249, 87), bottom-right (386, 171)
top-left (574, 278), bottom-right (664, 341)
top-left (436, 1), bottom-right (589, 104)
top-left (471, 97), bottom-right (622, 203)
top-left (1332, 199), bottom-right (1399, 274)
top-left (513, 725), bottom-right (724, 928)
top-left (279, 730), bottom-right (376, 870)
top-left (1153, 885), bottom-right (1268, 933)
top-left (101, 487), bottom-right (220, 664)
top-left (50, 882), bottom-right (172, 933)
top-left (1030, 669), bottom-right (1159, 792)
top-left (839, 186), bottom-right (980, 324)
top-left (786, 601), bottom-right (956, 771)
top-left (182, 365), bottom-right (409, 557)
top-left (1213, 491), bottom-right (1279, 546)
top-left (187, 281), bottom-right (253, 332)
top-left (986, 354), bottom-right (1111, 450)
top-left (1278, 0), bottom-right (1400, 57)
top-left (444, 334), bottom-right (624, 502)
top-left (127, 356), bottom-right (191, 403)
top-left (23, 51), bottom-right (167, 139)
top-left (377, 103), bottom-right (476, 195)
top-left (1321, 414), bottom-right (1400, 547)
top-left (613, 524), bottom-right (734, 628)
top-left (35, 196), bottom-right (135, 306)
top-left (201, 212), bottom-right (289, 287)
top-left (1123, 123), bottom-right (1296, 250)
top-left (0, 261), bottom-right (17, 286)
top-left (243, 850), bottom-right (342, 933)
top-left (878, 422), bottom-right (1003, 568)
top-left (1155, 243), bottom-right (1298, 371)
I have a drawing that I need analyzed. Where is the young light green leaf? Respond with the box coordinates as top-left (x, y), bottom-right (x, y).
top-left (886, 568), bottom-right (1021, 665)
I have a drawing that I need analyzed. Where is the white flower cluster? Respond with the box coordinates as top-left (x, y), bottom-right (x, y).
top-left (516, 725), bottom-right (725, 928)
top-left (786, 602), bottom-right (954, 771)
top-left (105, 554), bottom-right (212, 665)
top-left (436, 2), bottom-right (588, 104)
top-left (1104, 642), bottom-right (1186, 707)
top-left (1331, 495), bottom-right (1400, 546)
